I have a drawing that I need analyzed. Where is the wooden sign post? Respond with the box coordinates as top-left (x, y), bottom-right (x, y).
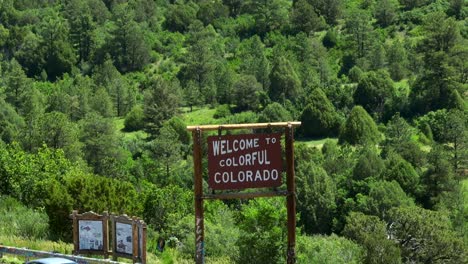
top-left (187, 122), bottom-right (301, 264)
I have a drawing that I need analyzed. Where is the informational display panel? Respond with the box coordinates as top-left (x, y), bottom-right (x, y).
top-left (115, 222), bottom-right (133, 255)
top-left (207, 133), bottom-right (283, 190)
top-left (71, 211), bottom-right (109, 257)
top-left (78, 220), bottom-right (104, 250)
top-left (71, 211), bottom-right (147, 264)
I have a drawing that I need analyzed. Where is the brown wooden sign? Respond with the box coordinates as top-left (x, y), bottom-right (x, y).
top-left (189, 122), bottom-right (301, 264)
top-left (207, 133), bottom-right (282, 190)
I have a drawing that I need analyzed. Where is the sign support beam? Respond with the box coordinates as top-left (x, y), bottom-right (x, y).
top-left (286, 124), bottom-right (296, 264)
top-left (193, 128), bottom-right (204, 264)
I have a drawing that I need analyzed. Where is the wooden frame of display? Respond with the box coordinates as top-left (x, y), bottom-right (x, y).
top-left (110, 215), bottom-right (147, 264)
top-left (136, 219), bottom-right (147, 264)
top-left (110, 214), bottom-right (137, 262)
top-left (71, 211), bottom-right (109, 258)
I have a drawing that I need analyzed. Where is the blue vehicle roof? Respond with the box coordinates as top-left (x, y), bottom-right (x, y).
top-left (26, 257), bottom-right (77, 264)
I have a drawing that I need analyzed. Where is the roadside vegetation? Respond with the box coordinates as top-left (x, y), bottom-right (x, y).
top-left (0, 0), bottom-right (466, 263)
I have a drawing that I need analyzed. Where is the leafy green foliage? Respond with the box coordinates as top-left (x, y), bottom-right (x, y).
top-left (0, 196), bottom-right (49, 239)
top-left (232, 74), bottom-right (261, 111)
top-left (0, 1), bottom-right (466, 262)
top-left (236, 198), bottom-right (286, 264)
top-left (0, 98), bottom-right (24, 143)
top-left (343, 212), bottom-right (401, 264)
top-left (290, 0), bottom-right (325, 35)
top-left (124, 104), bottom-right (145, 132)
top-left (382, 153), bottom-right (420, 197)
top-left (296, 162), bottom-right (336, 234)
top-left (213, 104), bottom-right (231, 119)
top-left (297, 234), bottom-right (364, 264)
top-left (79, 113), bottom-right (127, 177)
top-left (258, 102), bottom-right (292, 123)
top-left (353, 70), bottom-right (396, 120)
top-left (356, 180), bottom-right (414, 220)
top-left (143, 184), bottom-right (192, 235)
top-left (388, 206), bottom-right (466, 264)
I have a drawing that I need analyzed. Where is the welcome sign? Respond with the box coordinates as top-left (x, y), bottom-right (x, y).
top-left (207, 133), bottom-right (283, 190)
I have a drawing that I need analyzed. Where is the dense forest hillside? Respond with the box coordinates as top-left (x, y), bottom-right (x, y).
top-left (0, 0), bottom-right (467, 263)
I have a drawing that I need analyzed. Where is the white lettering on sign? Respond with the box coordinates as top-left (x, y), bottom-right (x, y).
top-left (208, 133), bottom-right (282, 190)
top-left (212, 138), bottom-right (260, 156)
top-left (214, 169), bottom-right (279, 184)
top-left (218, 150), bottom-right (271, 167)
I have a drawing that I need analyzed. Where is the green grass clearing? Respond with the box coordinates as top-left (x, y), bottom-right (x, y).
top-left (114, 118), bottom-right (148, 140)
top-left (181, 107), bottom-right (218, 126)
top-left (297, 138), bottom-right (338, 149)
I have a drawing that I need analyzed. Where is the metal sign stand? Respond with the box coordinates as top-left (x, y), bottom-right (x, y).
top-left (187, 122), bottom-right (300, 264)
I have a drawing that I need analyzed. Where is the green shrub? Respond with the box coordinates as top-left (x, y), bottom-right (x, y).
top-left (124, 104), bottom-right (145, 132)
top-left (213, 104), bottom-right (231, 119)
top-left (297, 234), bottom-right (364, 264)
top-left (0, 196), bottom-right (49, 239)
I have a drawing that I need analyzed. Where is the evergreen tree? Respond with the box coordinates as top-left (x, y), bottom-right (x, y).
top-left (93, 59), bottom-right (132, 117)
top-left (339, 106), bottom-right (381, 146)
top-left (343, 212), bottom-right (401, 264)
top-left (3, 59), bottom-right (32, 112)
top-left (37, 8), bottom-right (76, 80)
top-left (344, 9), bottom-right (373, 60)
top-left (143, 77), bottom-right (181, 138)
top-left (148, 124), bottom-right (183, 180)
top-left (387, 40), bottom-right (408, 81)
top-left (37, 111), bottom-right (82, 161)
top-left (238, 35), bottom-right (270, 90)
top-left (79, 112), bottom-right (126, 177)
top-left (232, 75), bottom-right (262, 111)
top-left (382, 153), bottom-right (420, 197)
top-left (90, 87), bottom-right (114, 118)
top-left (290, 0), bottom-right (325, 34)
top-left (410, 12), bottom-right (461, 115)
top-left (420, 145), bottom-right (456, 208)
top-left (0, 98), bottom-right (24, 143)
top-left (258, 102), bottom-right (292, 123)
top-left (356, 180), bottom-right (415, 220)
top-left (310, 0), bottom-right (342, 25)
top-left (296, 162), bottom-right (337, 234)
top-left (388, 206), bottom-right (466, 264)
top-left (110, 3), bottom-right (151, 72)
top-left (353, 70), bottom-right (395, 120)
top-left (374, 0), bottom-right (397, 27)
top-left (269, 56), bottom-right (302, 105)
top-left (164, 1), bottom-right (199, 32)
top-left (300, 88), bottom-right (340, 138)
top-left (62, 0), bottom-right (95, 63)
top-left (124, 104), bottom-right (144, 132)
top-left (180, 21), bottom-right (219, 105)
top-left (242, 0), bottom-right (289, 37)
